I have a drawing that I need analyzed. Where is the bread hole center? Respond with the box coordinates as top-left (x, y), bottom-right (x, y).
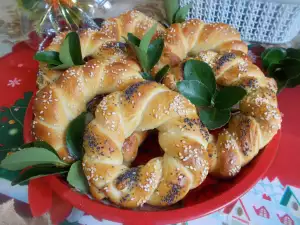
top-left (131, 130), bottom-right (164, 167)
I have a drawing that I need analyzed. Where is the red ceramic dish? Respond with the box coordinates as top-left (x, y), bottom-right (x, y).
top-left (23, 94), bottom-right (281, 225)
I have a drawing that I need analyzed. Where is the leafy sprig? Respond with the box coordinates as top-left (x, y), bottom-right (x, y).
top-left (0, 112), bottom-right (90, 192)
top-left (177, 60), bottom-right (247, 130)
top-left (261, 48), bottom-right (300, 93)
top-left (34, 32), bottom-right (84, 70)
top-left (66, 112), bottom-right (93, 160)
top-left (125, 24), bottom-right (170, 82)
top-left (164, 0), bottom-right (192, 25)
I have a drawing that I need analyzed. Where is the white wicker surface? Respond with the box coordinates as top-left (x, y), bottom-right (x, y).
top-left (181, 0), bottom-right (300, 44)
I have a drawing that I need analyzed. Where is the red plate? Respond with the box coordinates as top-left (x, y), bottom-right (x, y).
top-left (23, 94), bottom-right (281, 225)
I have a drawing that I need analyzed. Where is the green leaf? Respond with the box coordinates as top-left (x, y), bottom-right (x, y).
top-left (268, 63), bottom-right (291, 86)
top-left (277, 80), bottom-right (288, 93)
top-left (200, 108), bottom-right (231, 130)
top-left (133, 45), bottom-right (149, 72)
top-left (140, 24), bottom-right (158, 53)
top-left (214, 86), bottom-right (247, 109)
top-left (287, 74), bottom-right (300, 88)
top-left (164, 0), bottom-right (180, 24)
top-left (67, 31), bottom-right (84, 65)
top-left (286, 48), bottom-right (300, 60)
top-left (184, 60), bottom-right (216, 95)
top-left (67, 161), bottom-right (89, 193)
top-left (66, 112), bottom-right (93, 160)
top-left (155, 65), bottom-right (170, 82)
top-left (177, 80), bottom-right (212, 107)
top-left (124, 36), bottom-right (149, 72)
top-left (20, 141), bottom-right (59, 157)
top-left (174, 3), bottom-right (192, 23)
top-left (141, 72), bottom-right (154, 81)
top-left (267, 64), bottom-right (288, 93)
top-left (261, 48), bottom-right (286, 69)
top-left (0, 147), bottom-right (69, 171)
top-left (34, 51), bottom-right (61, 65)
top-left (59, 32), bottom-right (84, 66)
top-left (281, 58), bottom-right (300, 79)
top-left (266, 57), bottom-right (300, 92)
top-left (127, 33), bottom-right (141, 47)
top-left (12, 165), bottom-right (69, 186)
top-left (147, 38), bottom-right (164, 71)
top-left (50, 64), bottom-right (71, 70)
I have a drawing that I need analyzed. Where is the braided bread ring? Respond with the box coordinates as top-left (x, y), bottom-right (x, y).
top-left (32, 47), bottom-right (147, 161)
top-left (37, 10), bottom-right (166, 89)
top-left (83, 81), bottom-right (209, 208)
top-left (152, 19), bottom-right (248, 74)
top-left (163, 50), bottom-right (282, 178)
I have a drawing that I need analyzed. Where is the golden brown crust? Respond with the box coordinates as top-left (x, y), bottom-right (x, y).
top-left (83, 82), bottom-right (209, 208)
top-left (37, 10), bottom-right (166, 89)
top-left (32, 47), bottom-right (146, 161)
top-left (122, 131), bottom-right (148, 165)
top-left (163, 50), bottom-right (281, 178)
top-left (33, 10), bottom-right (281, 206)
top-left (153, 19), bottom-right (248, 73)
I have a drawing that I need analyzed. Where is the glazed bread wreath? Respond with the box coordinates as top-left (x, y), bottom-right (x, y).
top-left (31, 8), bottom-right (282, 208)
top-left (37, 10), bottom-right (166, 89)
top-left (32, 46), bottom-right (148, 161)
top-left (83, 81), bottom-right (210, 208)
top-left (38, 12), bottom-right (248, 88)
top-left (163, 50), bottom-right (282, 178)
top-left (153, 19), bottom-right (248, 73)
top-left (33, 10), bottom-right (166, 161)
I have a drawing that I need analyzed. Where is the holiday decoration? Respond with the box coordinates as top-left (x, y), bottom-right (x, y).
top-left (17, 0), bottom-right (99, 35)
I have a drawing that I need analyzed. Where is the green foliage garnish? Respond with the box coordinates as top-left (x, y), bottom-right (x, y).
top-left (139, 24), bottom-right (158, 53)
top-left (214, 87), bottom-right (248, 110)
top-left (164, 0), bottom-right (192, 25)
top-left (66, 112), bottom-right (93, 160)
top-left (262, 47), bottom-right (300, 93)
top-left (177, 60), bottom-right (247, 130)
top-left (174, 3), bottom-right (193, 23)
top-left (183, 60), bottom-right (216, 94)
top-left (0, 92), bottom-right (33, 181)
top-left (155, 65), bottom-right (170, 82)
top-left (177, 80), bottom-right (212, 106)
top-left (125, 24), bottom-right (169, 82)
top-left (0, 110), bottom-right (93, 191)
top-left (199, 108), bottom-right (231, 131)
top-left (67, 161), bottom-right (89, 193)
top-left (34, 51), bottom-right (61, 65)
top-left (20, 140), bottom-right (60, 157)
top-left (0, 147), bottom-right (69, 171)
top-left (147, 39), bottom-right (164, 71)
top-left (12, 165), bottom-right (69, 186)
top-left (34, 32), bottom-right (84, 70)
top-left (141, 72), bottom-right (154, 81)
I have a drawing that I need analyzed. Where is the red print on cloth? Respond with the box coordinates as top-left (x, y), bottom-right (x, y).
top-left (0, 42), bottom-right (38, 107)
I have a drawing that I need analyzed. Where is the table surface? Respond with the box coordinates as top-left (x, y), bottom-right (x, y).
top-left (0, 1), bottom-right (300, 225)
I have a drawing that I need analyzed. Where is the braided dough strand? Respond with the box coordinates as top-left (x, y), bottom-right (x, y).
top-left (163, 50), bottom-right (281, 178)
top-left (38, 10), bottom-right (166, 89)
top-left (153, 19), bottom-right (248, 73)
top-left (33, 47), bottom-right (144, 161)
top-left (83, 81), bottom-right (209, 208)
